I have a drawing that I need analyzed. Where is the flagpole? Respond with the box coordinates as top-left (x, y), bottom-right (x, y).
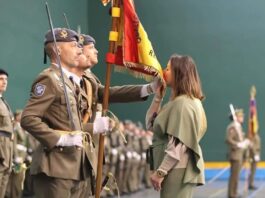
top-left (243, 86), bottom-right (257, 197)
top-left (95, 0), bottom-right (121, 197)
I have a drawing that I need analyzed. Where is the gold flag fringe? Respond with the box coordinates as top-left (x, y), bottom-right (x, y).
top-left (114, 63), bottom-right (163, 82)
top-left (114, 66), bottom-right (153, 82)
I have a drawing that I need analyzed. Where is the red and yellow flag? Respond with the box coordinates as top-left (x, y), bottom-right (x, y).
top-left (248, 86), bottom-right (259, 139)
top-left (105, 0), bottom-right (163, 81)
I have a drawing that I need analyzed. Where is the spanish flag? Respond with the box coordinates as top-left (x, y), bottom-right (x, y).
top-left (105, 0), bottom-right (163, 81)
top-left (248, 86), bottom-right (259, 139)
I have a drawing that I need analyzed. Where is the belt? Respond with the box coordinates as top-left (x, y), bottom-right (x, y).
top-left (0, 130), bottom-right (12, 138)
top-left (43, 146), bottom-right (82, 152)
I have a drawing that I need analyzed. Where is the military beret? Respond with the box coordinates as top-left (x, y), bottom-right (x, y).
top-left (44, 28), bottom-right (79, 45)
top-left (235, 108), bottom-right (244, 116)
top-left (79, 34), bottom-right (96, 46)
top-left (0, 68), bottom-right (8, 76)
top-left (229, 108), bottom-right (244, 120)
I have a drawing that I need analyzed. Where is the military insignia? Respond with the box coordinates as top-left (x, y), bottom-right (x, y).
top-left (60, 29), bottom-right (68, 39)
top-left (34, 84), bottom-right (46, 96)
top-left (79, 35), bottom-right (84, 45)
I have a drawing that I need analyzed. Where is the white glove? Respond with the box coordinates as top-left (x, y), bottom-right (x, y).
top-left (93, 113), bottom-right (110, 134)
top-left (236, 142), bottom-right (245, 149)
top-left (26, 155), bottom-right (32, 163)
top-left (244, 138), bottom-right (250, 147)
top-left (56, 133), bottom-right (83, 147)
top-left (16, 144), bottom-right (27, 152)
top-left (150, 77), bottom-right (161, 93)
top-left (14, 156), bottom-right (23, 164)
top-left (236, 139), bottom-right (249, 149)
top-left (254, 154), bottom-right (260, 162)
top-left (140, 77), bottom-right (161, 97)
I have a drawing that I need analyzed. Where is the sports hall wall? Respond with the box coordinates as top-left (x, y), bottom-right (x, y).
top-left (1, 0), bottom-right (265, 161)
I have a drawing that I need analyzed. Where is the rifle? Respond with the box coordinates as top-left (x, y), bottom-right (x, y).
top-left (63, 13), bottom-right (71, 29)
top-left (229, 104), bottom-right (237, 123)
top-left (45, 2), bottom-right (76, 130)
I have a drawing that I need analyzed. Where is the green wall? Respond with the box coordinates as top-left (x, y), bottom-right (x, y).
top-left (0, 0), bottom-right (89, 108)
top-left (1, 0), bottom-right (265, 161)
top-left (88, 0), bottom-right (265, 161)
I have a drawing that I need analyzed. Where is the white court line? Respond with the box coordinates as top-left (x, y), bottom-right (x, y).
top-left (206, 167), bottom-right (230, 198)
top-left (206, 167), bottom-right (229, 185)
top-left (208, 187), bottom-right (227, 198)
top-left (248, 182), bottom-right (265, 198)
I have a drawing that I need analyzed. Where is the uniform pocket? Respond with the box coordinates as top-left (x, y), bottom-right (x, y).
top-left (60, 95), bottom-right (76, 107)
top-left (0, 110), bottom-right (9, 126)
top-left (0, 137), bottom-right (11, 171)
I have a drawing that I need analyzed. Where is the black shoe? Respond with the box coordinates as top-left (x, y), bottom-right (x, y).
top-left (249, 185), bottom-right (258, 190)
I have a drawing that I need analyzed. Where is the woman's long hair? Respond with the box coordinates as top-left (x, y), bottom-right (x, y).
top-left (170, 54), bottom-right (204, 100)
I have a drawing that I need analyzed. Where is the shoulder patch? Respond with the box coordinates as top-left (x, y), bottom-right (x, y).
top-left (34, 83), bottom-right (46, 96)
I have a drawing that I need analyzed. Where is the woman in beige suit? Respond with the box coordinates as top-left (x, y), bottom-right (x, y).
top-left (146, 54), bottom-right (207, 198)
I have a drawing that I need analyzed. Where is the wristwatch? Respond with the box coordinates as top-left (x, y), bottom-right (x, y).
top-left (156, 169), bottom-right (167, 178)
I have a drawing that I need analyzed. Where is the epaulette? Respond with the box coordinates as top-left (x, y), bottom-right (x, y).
top-left (42, 68), bottom-right (52, 73)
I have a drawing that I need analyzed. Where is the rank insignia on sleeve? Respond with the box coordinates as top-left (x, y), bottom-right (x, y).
top-left (34, 83), bottom-right (46, 96)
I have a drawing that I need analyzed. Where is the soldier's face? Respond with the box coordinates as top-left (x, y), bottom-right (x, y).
top-left (58, 41), bottom-right (82, 67)
top-left (0, 74), bottom-right (8, 94)
top-left (78, 53), bottom-right (89, 70)
top-left (83, 43), bottom-right (98, 68)
top-left (237, 115), bottom-right (244, 124)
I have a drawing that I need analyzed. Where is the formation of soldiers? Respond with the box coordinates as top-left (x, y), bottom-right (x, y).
top-left (0, 66), bottom-right (154, 198)
top-left (0, 26), bottom-right (161, 198)
top-left (102, 120), bottom-right (153, 197)
top-left (6, 110), bottom-right (39, 198)
top-left (0, 69), bottom-right (35, 198)
top-left (1, 103), bottom-right (153, 198)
